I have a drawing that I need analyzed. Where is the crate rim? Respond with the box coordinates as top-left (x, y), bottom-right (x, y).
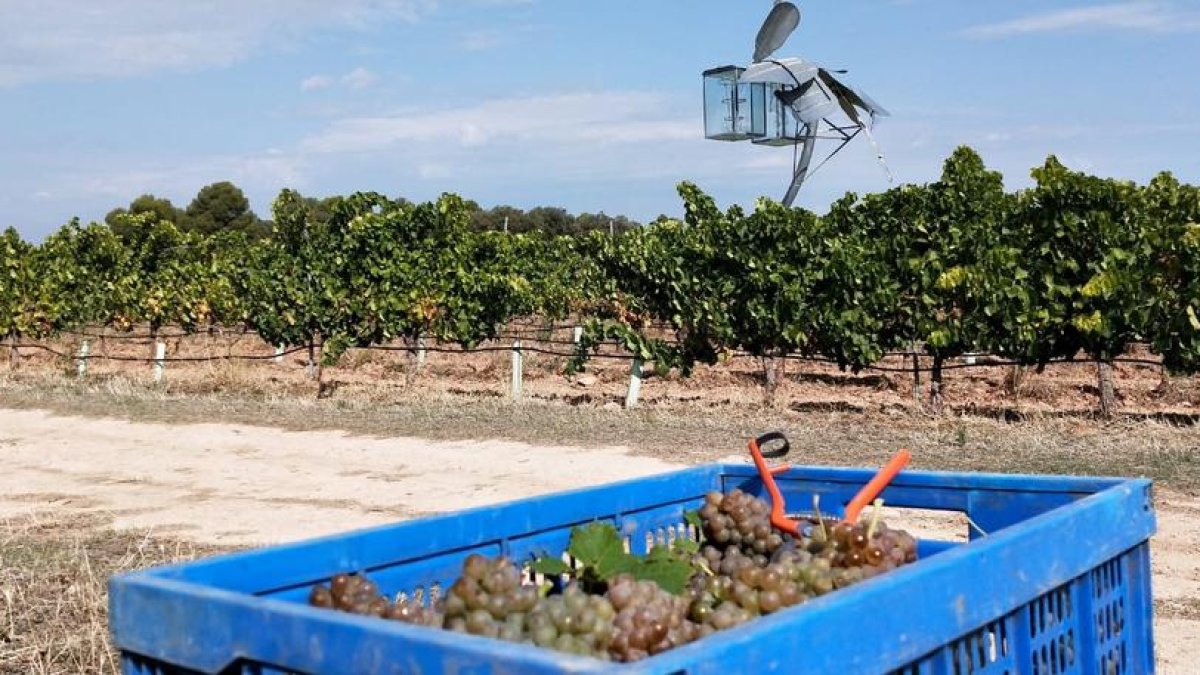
top-left (112, 463), bottom-right (1144, 584)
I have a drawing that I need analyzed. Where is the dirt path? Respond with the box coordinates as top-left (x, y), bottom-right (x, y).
top-left (0, 408), bottom-right (678, 545)
top-left (1, 407), bottom-right (1195, 672)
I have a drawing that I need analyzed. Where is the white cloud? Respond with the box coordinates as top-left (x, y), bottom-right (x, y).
top-left (962, 2), bottom-right (1200, 38)
top-left (459, 29), bottom-right (507, 51)
top-left (300, 92), bottom-right (696, 154)
top-left (300, 75), bottom-right (336, 92)
top-left (301, 68), bottom-right (379, 93)
top-left (341, 67), bottom-right (379, 90)
top-left (69, 152), bottom-right (308, 203)
top-left (417, 163), bottom-right (455, 179)
top-left (0, 0), bottom-right (437, 87)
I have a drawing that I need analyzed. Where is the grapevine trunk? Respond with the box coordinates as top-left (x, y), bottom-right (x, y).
top-left (1097, 360), bottom-right (1118, 419)
top-left (929, 354), bottom-right (945, 416)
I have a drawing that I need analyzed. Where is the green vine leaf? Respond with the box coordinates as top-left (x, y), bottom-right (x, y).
top-left (529, 557), bottom-right (570, 577)
top-left (531, 522), bottom-right (696, 596)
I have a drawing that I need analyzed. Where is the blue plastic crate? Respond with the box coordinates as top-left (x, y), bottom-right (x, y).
top-left (109, 464), bottom-right (1157, 674)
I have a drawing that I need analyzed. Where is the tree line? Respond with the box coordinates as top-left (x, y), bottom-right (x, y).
top-left (2, 146), bottom-right (1197, 416)
top-left (97, 182), bottom-right (642, 243)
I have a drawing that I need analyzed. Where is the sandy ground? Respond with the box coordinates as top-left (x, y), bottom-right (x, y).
top-left (0, 409), bottom-right (678, 545)
top-left (0, 407), bottom-right (1195, 672)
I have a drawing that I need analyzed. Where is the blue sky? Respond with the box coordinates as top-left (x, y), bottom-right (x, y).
top-left (2, 0), bottom-right (1199, 239)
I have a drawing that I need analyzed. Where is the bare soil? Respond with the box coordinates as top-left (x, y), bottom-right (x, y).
top-left (7, 328), bottom-right (1200, 420)
top-left (0, 408), bottom-right (677, 546)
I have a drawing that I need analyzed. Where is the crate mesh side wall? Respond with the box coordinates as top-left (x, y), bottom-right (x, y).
top-left (891, 545), bottom-right (1147, 675)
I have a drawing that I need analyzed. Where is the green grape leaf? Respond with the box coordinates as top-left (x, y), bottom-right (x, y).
top-left (555, 522), bottom-right (696, 595)
top-left (595, 552), bottom-right (640, 579)
top-left (683, 509), bottom-right (703, 531)
top-left (567, 522), bottom-right (625, 567)
top-left (633, 546), bottom-right (696, 595)
top-left (671, 535), bottom-right (700, 556)
top-left (529, 556), bottom-right (570, 576)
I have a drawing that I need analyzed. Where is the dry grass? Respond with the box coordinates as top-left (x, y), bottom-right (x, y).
top-left (1158, 597), bottom-right (1200, 621)
top-left (0, 514), bottom-right (218, 675)
top-left (2, 376), bottom-right (1198, 493)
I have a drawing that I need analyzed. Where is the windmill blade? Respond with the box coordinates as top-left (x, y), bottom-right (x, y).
top-left (852, 87), bottom-right (890, 118)
top-left (817, 70), bottom-right (870, 114)
top-left (754, 2), bottom-right (801, 62)
top-left (817, 69), bottom-right (889, 119)
top-left (813, 71), bottom-right (893, 182)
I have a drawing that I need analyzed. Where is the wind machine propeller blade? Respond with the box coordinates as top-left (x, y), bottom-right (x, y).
top-left (753, 1), bottom-right (801, 62)
top-left (814, 69), bottom-right (895, 183)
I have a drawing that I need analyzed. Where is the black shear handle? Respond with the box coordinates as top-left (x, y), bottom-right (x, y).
top-left (755, 432), bottom-right (790, 459)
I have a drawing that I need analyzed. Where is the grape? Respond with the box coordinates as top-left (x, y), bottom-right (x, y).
top-left (531, 623), bottom-right (557, 647)
top-left (486, 594), bottom-right (509, 620)
top-left (498, 623), bottom-right (524, 643)
top-left (443, 592), bottom-right (467, 616)
top-left (465, 608), bottom-right (494, 635)
top-left (554, 633), bottom-right (579, 653)
top-left (865, 547), bottom-right (884, 565)
top-left (759, 589), bottom-right (783, 614)
top-left (513, 585), bottom-right (539, 612)
top-left (463, 553), bottom-right (490, 580)
top-left (308, 585), bottom-right (333, 609)
top-left (330, 573), bottom-right (351, 598)
top-left (850, 529), bottom-right (869, 550)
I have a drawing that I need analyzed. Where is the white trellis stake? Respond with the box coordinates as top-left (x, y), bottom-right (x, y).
top-left (153, 341), bottom-right (166, 383)
top-left (76, 340), bottom-right (90, 379)
top-left (511, 339), bottom-right (523, 401)
top-left (625, 359), bottom-right (644, 409)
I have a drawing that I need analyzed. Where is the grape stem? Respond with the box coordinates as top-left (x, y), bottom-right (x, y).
top-left (811, 494), bottom-right (828, 542)
top-left (866, 498), bottom-right (885, 539)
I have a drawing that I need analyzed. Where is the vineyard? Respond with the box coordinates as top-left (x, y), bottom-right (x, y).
top-left (3, 147), bottom-right (1199, 417)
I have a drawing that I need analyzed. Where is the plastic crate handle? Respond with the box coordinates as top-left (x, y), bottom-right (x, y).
top-left (748, 433), bottom-right (912, 534)
top-left (748, 433), bottom-right (802, 536)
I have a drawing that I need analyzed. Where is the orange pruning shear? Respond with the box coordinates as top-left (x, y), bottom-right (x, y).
top-left (747, 432), bottom-right (912, 536)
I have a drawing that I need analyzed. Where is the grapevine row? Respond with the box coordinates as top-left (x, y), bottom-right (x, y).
top-left (2, 147), bottom-right (1198, 416)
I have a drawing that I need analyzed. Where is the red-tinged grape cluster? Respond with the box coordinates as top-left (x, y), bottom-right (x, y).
top-left (687, 491), bottom-right (920, 630)
top-left (443, 554), bottom-right (539, 642)
top-left (308, 573), bottom-right (442, 627)
top-left (797, 518), bottom-right (919, 580)
top-left (606, 575), bottom-right (700, 662)
top-left (829, 521), bottom-right (918, 570)
top-left (697, 489), bottom-right (787, 562)
top-left (526, 583), bottom-right (616, 658)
